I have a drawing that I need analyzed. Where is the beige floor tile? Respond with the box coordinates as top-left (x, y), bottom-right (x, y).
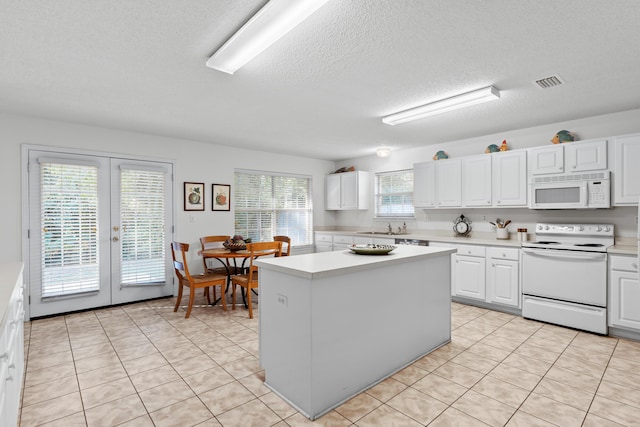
top-left (589, 394), bottom-right (640, 425)
top-left (284, 411), bottom-right (351, 426)
top-left (26, 341), bottom-right (71, 358)
top-left (217, 398), bottom-right (282, 427)
top-left (138, 378), bottom-right (195, 413)
top-left (472, 376), bottom-right (530, 408)
top-left (129, 364), bottom-right (182, 393)
top-left (451, 350), bottom-right (500, 374)
top-left (207, 344), bottom-right (253, 365)
top-left (433, 361), bottom-right (484, 388)
top-left (183, 366), bottom-right (235, 395)
top-left (543, 365), bottom-right (601, 394)
top-left (500, 353), bottom-right (552, 377)
top-left (24, 361), bottom-right (77, 388)
top-left (467, 341), bottom-right (511, 362)
top-left (22, 375), bottom-right (79, 407)
top-left (533, 377), bottom-right (595, 411)
top-left (364, 377), bottom-right (407, 402)
top-left (520, 393), bottom-right (586, 427)
top-left (478, 335), bottom-right (522, 353)
top-left (77, 362), bottom-right (127, 390)
top-left (571, 332), bottom-right (618, 355)
top-left (115, 342), bottom-right (160, 361)
top-left (387, 387), bottom-right (447, 425)
top-left (122, 352), bottom-right (168, 376)
top-left (160, 343), bottom-right (204, 363)
top-left (553, 352), bottom-right (607, 378)
top-left (238, 371), bottom-right (271, 397)
top-left (563, 343), bottom-right (612, 366)
top-left (582, 412), bottom-right (627, 427)
top-left (27, 349), bottom-right (74, 371)
top-left (391, 364), bottom-right (428, 385)
top-left (334, 391), bottom-right (382, 422)
top-left (84, 394), bottom-right (147, 427)
top-left (411, 353), bottom-right (448, 373)
top-left (602, 365), bottom-right (640, 390)
top-left (429, 407), bottom-right (491, 426)
top-left (199, 380), bottom-right (255, 415)
top-left (356, 404), bottom-right (423, 427)
top-left (531, 324), bottom-right (578, 344)
top-left (71, 342), bottom-right (115, 361)
top-left (149, 396), bottom-right (214, 427)
top-left (505, 410), bottom-right (556, 426)
top-left (109, 334), bottom-right (152, 352)
top-left (596, 379), bottom-right (640, 409)
top-left (69, 334), bottom-right (111, 350)
top-left (488, 364), bottom-right (542, 391)
top-left (81, 376), bottom-right (137, 409)
top-left (411, 373), bottom-right (468, 405)
top-left (260, 391), bottom-right (298, 419)
top-left (74, 351), bottom-right (122, 374)
top-left (513, 343), bottom-right (560, 364)
top-left (221, 354), bottom-right (262, 379)
top-left (452, 389), bottom-right (516, 426)
top-left (20, 391), bottom-right (84, 427)
top-left (39, 411), bottom-right (87, 426)
top-left (524, 335), bottom-right (568, 354)
top-left (171, 354), bottom-right (218, 377)
top-left (429, 342), bottom-right (466, 361)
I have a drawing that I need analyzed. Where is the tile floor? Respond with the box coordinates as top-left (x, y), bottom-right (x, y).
top-left (19, 296), bottom-right (640, 426)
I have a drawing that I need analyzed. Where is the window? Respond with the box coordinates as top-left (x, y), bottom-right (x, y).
top-left (234, 170), bottom-right (313, 247)
top-left (375, 169), bottom-right (414, 218)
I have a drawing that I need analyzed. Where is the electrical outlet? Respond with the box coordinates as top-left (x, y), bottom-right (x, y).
top-left (482, 215), bottom-right (487, 221)
top-left (277, 294), bottom-right (287, 307)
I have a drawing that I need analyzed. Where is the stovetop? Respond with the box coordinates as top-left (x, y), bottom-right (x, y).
top-left (522, 223), bottom-right (614, 253)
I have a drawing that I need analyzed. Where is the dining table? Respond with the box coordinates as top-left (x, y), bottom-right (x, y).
top-left (198, 246), bottom-right (280, 307)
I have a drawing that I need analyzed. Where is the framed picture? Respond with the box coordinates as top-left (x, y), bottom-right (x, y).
top-left (212, 184), bottom-right (231, 211)
top-left (184, 182), bottom-right (205, 211)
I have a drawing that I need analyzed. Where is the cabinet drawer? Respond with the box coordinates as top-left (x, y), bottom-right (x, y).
top-left (487, 247), bottom-right (519, 261)
top-left (353, 236), bottom-right (371, 245)
top-left (315, 234), bottom-right (333, 243)
top-left (610, 255), bottom-right (639, 272)
top-left (457, 244), bottom-right (485, 257)
top-left (333, 235), bottom-right (354, 245)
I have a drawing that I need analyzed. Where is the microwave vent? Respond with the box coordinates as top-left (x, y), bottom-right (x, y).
top-left (530, 171), bottom-right (609, 184)
top-left (534, 75), bottom-right (565, 89)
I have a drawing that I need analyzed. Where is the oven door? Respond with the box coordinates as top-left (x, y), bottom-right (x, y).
top-left (521, 248), bottom-right (607, 306)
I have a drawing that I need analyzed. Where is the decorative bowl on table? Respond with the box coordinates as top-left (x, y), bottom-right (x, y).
top-left (223, 242), bottom-right (246, 251)
top-left (348, 244), bottom-right (396, 255)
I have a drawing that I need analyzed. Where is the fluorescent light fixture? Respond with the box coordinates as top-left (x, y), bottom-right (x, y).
top-left (376, 147), bottom-right (391, 158)
top-left (206, 0), bottom-right (330, 74)
top-left (382, 86), bottom-right (501, 126)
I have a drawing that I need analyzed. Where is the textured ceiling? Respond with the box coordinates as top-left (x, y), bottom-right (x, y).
top-left (2, 1), bottom-right (640, 161)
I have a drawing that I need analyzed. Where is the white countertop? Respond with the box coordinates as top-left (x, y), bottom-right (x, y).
top-left (256, 245), bottom-right (456, 280)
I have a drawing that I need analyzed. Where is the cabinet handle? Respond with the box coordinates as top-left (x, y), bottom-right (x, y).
top-left (633, 263), bottom-right (638, 269)
top-left (492, 264), bottom-right (496, 267)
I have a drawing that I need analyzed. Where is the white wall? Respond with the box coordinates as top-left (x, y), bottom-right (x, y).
top-left (333, 108), bottom-right (640, 237)
top-left (1, 113), bottom-right (336, 268)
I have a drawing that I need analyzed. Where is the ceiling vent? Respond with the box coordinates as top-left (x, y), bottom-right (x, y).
top-left (534, 75), bottom-right (565, 89)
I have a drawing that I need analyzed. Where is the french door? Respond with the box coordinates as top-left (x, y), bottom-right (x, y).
top-left (27, 148), bottom-right (174, 318)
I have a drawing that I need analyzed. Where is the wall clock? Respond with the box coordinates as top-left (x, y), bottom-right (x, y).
top-left (453, 214), bottom-right (472, 237)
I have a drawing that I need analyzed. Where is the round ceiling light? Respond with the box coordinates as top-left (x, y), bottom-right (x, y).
top-left (376, 147), bottom-right (391, 158)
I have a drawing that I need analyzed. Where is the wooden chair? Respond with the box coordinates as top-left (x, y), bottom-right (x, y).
top-left (171, 241), bottom-right (227, 318)
top-left (200, 235), bottom-right (233, 301)
top-left (231, 241), bottom-right (282, 318)
top-left (273, 235), bottom-right (291, 256)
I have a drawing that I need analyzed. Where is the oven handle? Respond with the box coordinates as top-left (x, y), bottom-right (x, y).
top-left (522, 247), bottom-right (606, 260)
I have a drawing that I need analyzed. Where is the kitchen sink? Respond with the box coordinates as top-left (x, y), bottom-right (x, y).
top-left (357, 231), bottom-right (399, 235)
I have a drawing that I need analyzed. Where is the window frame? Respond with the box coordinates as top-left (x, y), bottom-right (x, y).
top-left (374, 169), bottom-right (415, 219)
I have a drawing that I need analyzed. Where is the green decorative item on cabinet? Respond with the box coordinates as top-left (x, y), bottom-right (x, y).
top-left (551, 130), bottom-right (576, 144)
top-left (433, 150), bottom-right (449, 160)
top-left (485, 144), bottom-right (499, 153)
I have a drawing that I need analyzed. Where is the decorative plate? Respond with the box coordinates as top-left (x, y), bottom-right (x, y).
top-left (348, 244), bottom-right (396, 255)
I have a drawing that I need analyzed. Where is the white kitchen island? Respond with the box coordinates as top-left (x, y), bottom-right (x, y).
top-left (255, 245), bottom-right (455, 420)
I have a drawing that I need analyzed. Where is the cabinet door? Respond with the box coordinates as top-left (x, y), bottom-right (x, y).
top-left (529, 145), bottom-right (563, 175)
top-left (463, 155), bottom-right (492, 207)
top-left (413, 162), bottom-right (436, 208)
top-left (610, 269), bottom-right (640, 330)
top-left (453, 255), bottom-right (486, 300)
top-left (326, 174), bottom-right (341, 210)
top-left (493, 151), bottom-right (527, 206)
top-left (614, 133), bottom-right (640, 205)
top-left (340, 172), bottom-right (358, 209)
top-left (436, 159), bottom-right (462, 207)
top-left (565, 139), bottom-right (607, 172)
top-left (486, 258), bottom-right (519, 307)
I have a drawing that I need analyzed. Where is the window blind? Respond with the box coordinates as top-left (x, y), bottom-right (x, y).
top-left (234, 171), bottom-right (313, 246)
top-left (375, 169), bottom-right (415, 218)
top-left (40, 161), bottom-right (100, 298)
top-left (120, 167), bottom-right (166, 285)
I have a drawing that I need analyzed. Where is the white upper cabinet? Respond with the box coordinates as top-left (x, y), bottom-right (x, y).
top-left (463, 155), bottom-right (492, 207)
top-left (436, 159), bottom-right (462, 207)
top-left (565, 138), bottom-right (608, 172)
top-left (529, 138), bottom-right (607, 175)
top-left (493, 150), bottom-right (528, 206)
top-left (613, 133), bottom-right (640, 205)
top-left (413, 161), bottom-right (436, 208)
top-left (325, 171), bottom-right (369, 210)
top-left (529, 145), bottom-right (564, 175)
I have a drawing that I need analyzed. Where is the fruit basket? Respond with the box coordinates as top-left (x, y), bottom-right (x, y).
top-left (223, 242), bottom-right (246, 251)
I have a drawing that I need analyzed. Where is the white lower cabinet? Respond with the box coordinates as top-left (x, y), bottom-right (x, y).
top-left (332, 235), bottom-right (354, 251)
top-left (609, 254), bottom-right (640, 330)
top-left (486, 247), bottom-right (520, 308)
top-left (453, 245), bottom-right (486, 300)
top-left (314, 233), bottom-right (333, 252)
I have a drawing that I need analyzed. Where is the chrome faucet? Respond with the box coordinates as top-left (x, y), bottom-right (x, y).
top-left (387, 223), bottom-right (393, 234)
top-left (402, 222), bottom-right (407, 234)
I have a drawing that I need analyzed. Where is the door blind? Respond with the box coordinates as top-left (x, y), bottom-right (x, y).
top-left (40, 161), bottom-right (100, 298)
top-left (234, 171), bottom-right (313, 246)
top-left (119, 167), bottom-right (166, 285)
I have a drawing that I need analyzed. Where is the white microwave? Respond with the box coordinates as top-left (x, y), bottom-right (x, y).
top-left (529, 171), bottom-right (610, 209)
